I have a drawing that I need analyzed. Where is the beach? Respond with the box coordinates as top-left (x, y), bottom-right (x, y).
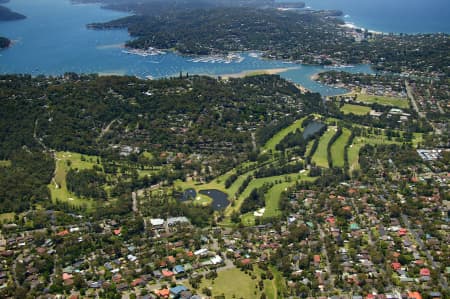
top-left (218, 67), bottom-right (298, 79)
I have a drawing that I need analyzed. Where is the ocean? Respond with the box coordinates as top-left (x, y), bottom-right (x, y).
top-left (304, 0), bottom-right (450, 33)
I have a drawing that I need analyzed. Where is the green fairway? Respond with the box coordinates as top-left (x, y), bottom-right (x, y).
top-left (353, 93), bottom-right (410, 109)
top-left (340, 104), bottom-right (371, 115)
top-left (304, 139), bottom-right (315, 157)
top-left (264, 181), bottom-right (295, 218)
top-left (330, 128), bottom-right (351, 168)
top-left (48, 152), bottom-right (99, 209)
top-left (312, 127), bottom-right (337, 168)
top-left (263, 117), bottom-right (307, 152)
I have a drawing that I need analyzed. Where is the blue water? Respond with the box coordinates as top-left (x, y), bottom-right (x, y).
top-left (199, 190), bottom-right (230, 211)
top-left (1, 0), bottom-right (373, 96)
top-left (303, 0), bottom-right (450, 33)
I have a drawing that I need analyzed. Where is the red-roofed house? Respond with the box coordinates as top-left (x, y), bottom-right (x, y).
top-left (241, 258), bottom-right (252, 265)
top-left (326, 217), bottom-right (335, 225)
top-left (398, 228), bottom-right (407, 237)
top-left (167, 255), bottom-right (176, 264)
top-left (131, 278), bottom-right (144, 287)
top-left (314, 255), bottom-right (321, 264)
top-left (408, 292), bottom-right (422, 299)
top-left (420, 268), bottom-right (430, 276)
top-left (62, 273), bottom-right (73, 280)
top-left (391, 262), bottom-right (401, 270)
top-left (113, 227), bottom-right (122, 236)
top-left (57, 230), bottom-right (69, 237)
top-left (155, 288), bottom-right (170, 298)
top-left (162, 269), bottom-right (174, 278)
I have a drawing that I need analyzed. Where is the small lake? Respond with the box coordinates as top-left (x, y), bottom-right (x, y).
top-left (0, 0), bottom-right (375, 96)
top-left (180, 188), bottom-right (197, 202)
top-left (199, 190), bottom-right (230, 211)
top-left (302, 121), bottom-right (326, 139)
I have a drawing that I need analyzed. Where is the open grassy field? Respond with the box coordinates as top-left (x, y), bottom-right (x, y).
top-left (194, 268), bottom-right (264, 298)
top-left (330, 128), bottom-right (351, 168)
top-left (340, 103), bottom-right (371, 115)
top-left (353, 93), bottom-right (410, 109)
top-left (48, 151), bottom-right (99, 209)
top-left (0, 160), bottom-right (11, 167)
top-left (0, 212), bottom-right (15, 223)
top-left (263, 117), bottom-right (306, 152)
top-left (312, 127), bottom-right (337, 168)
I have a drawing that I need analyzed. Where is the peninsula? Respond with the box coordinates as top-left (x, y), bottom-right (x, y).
top-left (0, 5), bottom-right (26, 21)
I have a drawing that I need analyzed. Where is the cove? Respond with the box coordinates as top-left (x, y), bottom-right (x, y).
top-left (0, 0), bottom-right (374, 96)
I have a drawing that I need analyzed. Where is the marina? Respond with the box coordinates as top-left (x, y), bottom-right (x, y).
top-left (0, 0), bottom-right (374, 96)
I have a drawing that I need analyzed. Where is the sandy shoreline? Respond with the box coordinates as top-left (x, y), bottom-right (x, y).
top-left (217, 67), bottom-right (298, 79)
top-left (203, 67), bottom-right (313, 93)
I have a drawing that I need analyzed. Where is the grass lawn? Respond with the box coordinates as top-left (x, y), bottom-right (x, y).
top-left (241, 212), bottom-right (256, 226)
top-left (0, 212), bottom-right (15, 223)
top-left (340, 104), bottom-right (371, 115)
top-left (264, 182), bottom-right (293, 218)
top-left (270, 266), bottom-right (288, 298)
top-left (141, 151), bottom-right (154, 160)
top-left (0, 160), bottom-right (11, 167)
top-left (353, 93), bottom-right (410, 109)
top-left (195, 268), bottom-right (263, 298)
top-left (312, 127), bottom-right (337, 168)
top-left (48, 151), bottom-right (99, 209)
top-left (304, 139), bottom-right (315, 157)
top-left (330, 128), bottom-right (351, 168)
top-left (263, 117), bottom-right (307, 152)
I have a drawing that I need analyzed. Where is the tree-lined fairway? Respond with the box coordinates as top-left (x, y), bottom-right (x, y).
top-left (263, 117), bottom-right (306, 152)
top-left (312, 127), bottom-right (336, 168)
top-left (330, 128), bottom-right (351, 168)
top-left (48, 152), bottom-right (98, 208)
top-left (264, 182), bottom-right (292, 218)
top-left (227, 172), bottom-right (315, 216)
top-left (353, 93), bottom-right (410, 109)
top-left (340, 103), bottom-right (371, 115)
top-left (348, 136), bottom-right (399, 172)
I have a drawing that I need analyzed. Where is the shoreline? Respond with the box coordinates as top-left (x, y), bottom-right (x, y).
top-left (216, 67), bottom-right (299, 79)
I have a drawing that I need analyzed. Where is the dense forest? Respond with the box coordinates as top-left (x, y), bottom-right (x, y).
top-left (0, 36), bottom-right (10, 48)
top-left (0, 74), bottom-right (322, 160)
top-left (0, 5), bottom-right (25, 21)
top-left (0, 151), bottom-right (54, 213)
top-left (90, 7), bottom-right (449, 76)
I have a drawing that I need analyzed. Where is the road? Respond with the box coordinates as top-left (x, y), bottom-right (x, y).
top-left (318, 224), bottom-right (335, 290)
top-left (401, 214), bottom-right (448, 289)
top-left (405, 81), bottom-right (425, 119)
